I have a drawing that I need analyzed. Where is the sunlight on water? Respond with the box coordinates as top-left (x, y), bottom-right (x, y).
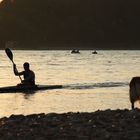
top-left (0, 50), bottom-right (139, 117)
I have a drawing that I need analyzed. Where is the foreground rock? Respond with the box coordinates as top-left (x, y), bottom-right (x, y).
top-left (0, 109), bottom-right (140, 140)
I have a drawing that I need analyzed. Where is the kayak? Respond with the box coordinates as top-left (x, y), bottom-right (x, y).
top-left (0, 85), bottom-right (63, 93)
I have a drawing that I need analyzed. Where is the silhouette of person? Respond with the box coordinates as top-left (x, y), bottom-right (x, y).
top-left (13, 62), bottom-right (35, 86)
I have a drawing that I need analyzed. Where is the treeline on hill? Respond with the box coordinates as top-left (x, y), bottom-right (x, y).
top-left (0, 0), bottom-right (139, 49)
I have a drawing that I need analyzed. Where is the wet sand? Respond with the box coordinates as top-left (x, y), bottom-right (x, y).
top-left (0, 109), bottom-right (139, 140)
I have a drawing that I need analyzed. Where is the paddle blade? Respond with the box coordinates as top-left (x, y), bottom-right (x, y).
top-left (5, 48), bottom-right (13, 62)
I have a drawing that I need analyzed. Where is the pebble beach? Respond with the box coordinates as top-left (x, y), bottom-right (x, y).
top-left (0, 109), bottom-right (139, 140)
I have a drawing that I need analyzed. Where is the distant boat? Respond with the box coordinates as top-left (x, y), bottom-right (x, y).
top-left (71, 49), bottom-right (80, 54)
top-left (92, 50), bottom-right (97, 54)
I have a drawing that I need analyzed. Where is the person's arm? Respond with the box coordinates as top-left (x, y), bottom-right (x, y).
top-left (13, 64), bottom-right (24, 76)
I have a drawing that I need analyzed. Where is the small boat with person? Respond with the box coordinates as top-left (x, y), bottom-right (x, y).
top-left (92, 50), bottom-right (97, 54)
top-left (3, 48), bottom-right (62, 93)
top-left (71, 49), bottom-right (80, 54)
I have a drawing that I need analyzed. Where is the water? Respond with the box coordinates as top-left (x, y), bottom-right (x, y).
top-left (0, 50), bottom-right (139, 117)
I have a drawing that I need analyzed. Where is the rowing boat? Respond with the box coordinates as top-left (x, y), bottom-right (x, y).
top-left (0, 85), bottom-right (63, 93)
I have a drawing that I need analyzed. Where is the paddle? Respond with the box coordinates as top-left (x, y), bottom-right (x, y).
top-left (5, 48), bottom-right (22, 82)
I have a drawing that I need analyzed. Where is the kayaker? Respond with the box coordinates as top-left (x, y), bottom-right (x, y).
top-left (13, 62), bottom-right (35, 86)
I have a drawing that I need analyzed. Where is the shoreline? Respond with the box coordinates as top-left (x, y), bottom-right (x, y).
top-left (0, 109), bottom-right (139, 140)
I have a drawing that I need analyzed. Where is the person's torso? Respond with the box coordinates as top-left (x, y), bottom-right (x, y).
top-left (23, 70), bottom-right (35, 85)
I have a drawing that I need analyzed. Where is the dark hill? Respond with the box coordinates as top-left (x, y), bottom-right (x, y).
top-left (0, 0), bottom-right (139, 49)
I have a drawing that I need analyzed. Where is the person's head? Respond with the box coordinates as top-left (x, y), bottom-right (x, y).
top-left (23, 62), bottom-right (30, 71)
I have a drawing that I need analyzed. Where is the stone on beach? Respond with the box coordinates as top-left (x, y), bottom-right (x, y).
top-left (0, 109), bottom-right (140, 139)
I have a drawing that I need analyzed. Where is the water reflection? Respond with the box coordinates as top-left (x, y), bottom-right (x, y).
top-left (0, 50), bottom-right (139, 117)
top-left (22, 91), bottom-right (36, 99)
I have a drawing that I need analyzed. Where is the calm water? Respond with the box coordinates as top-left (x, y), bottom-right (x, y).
top-left (0, 50), bottom-right (139, 117)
